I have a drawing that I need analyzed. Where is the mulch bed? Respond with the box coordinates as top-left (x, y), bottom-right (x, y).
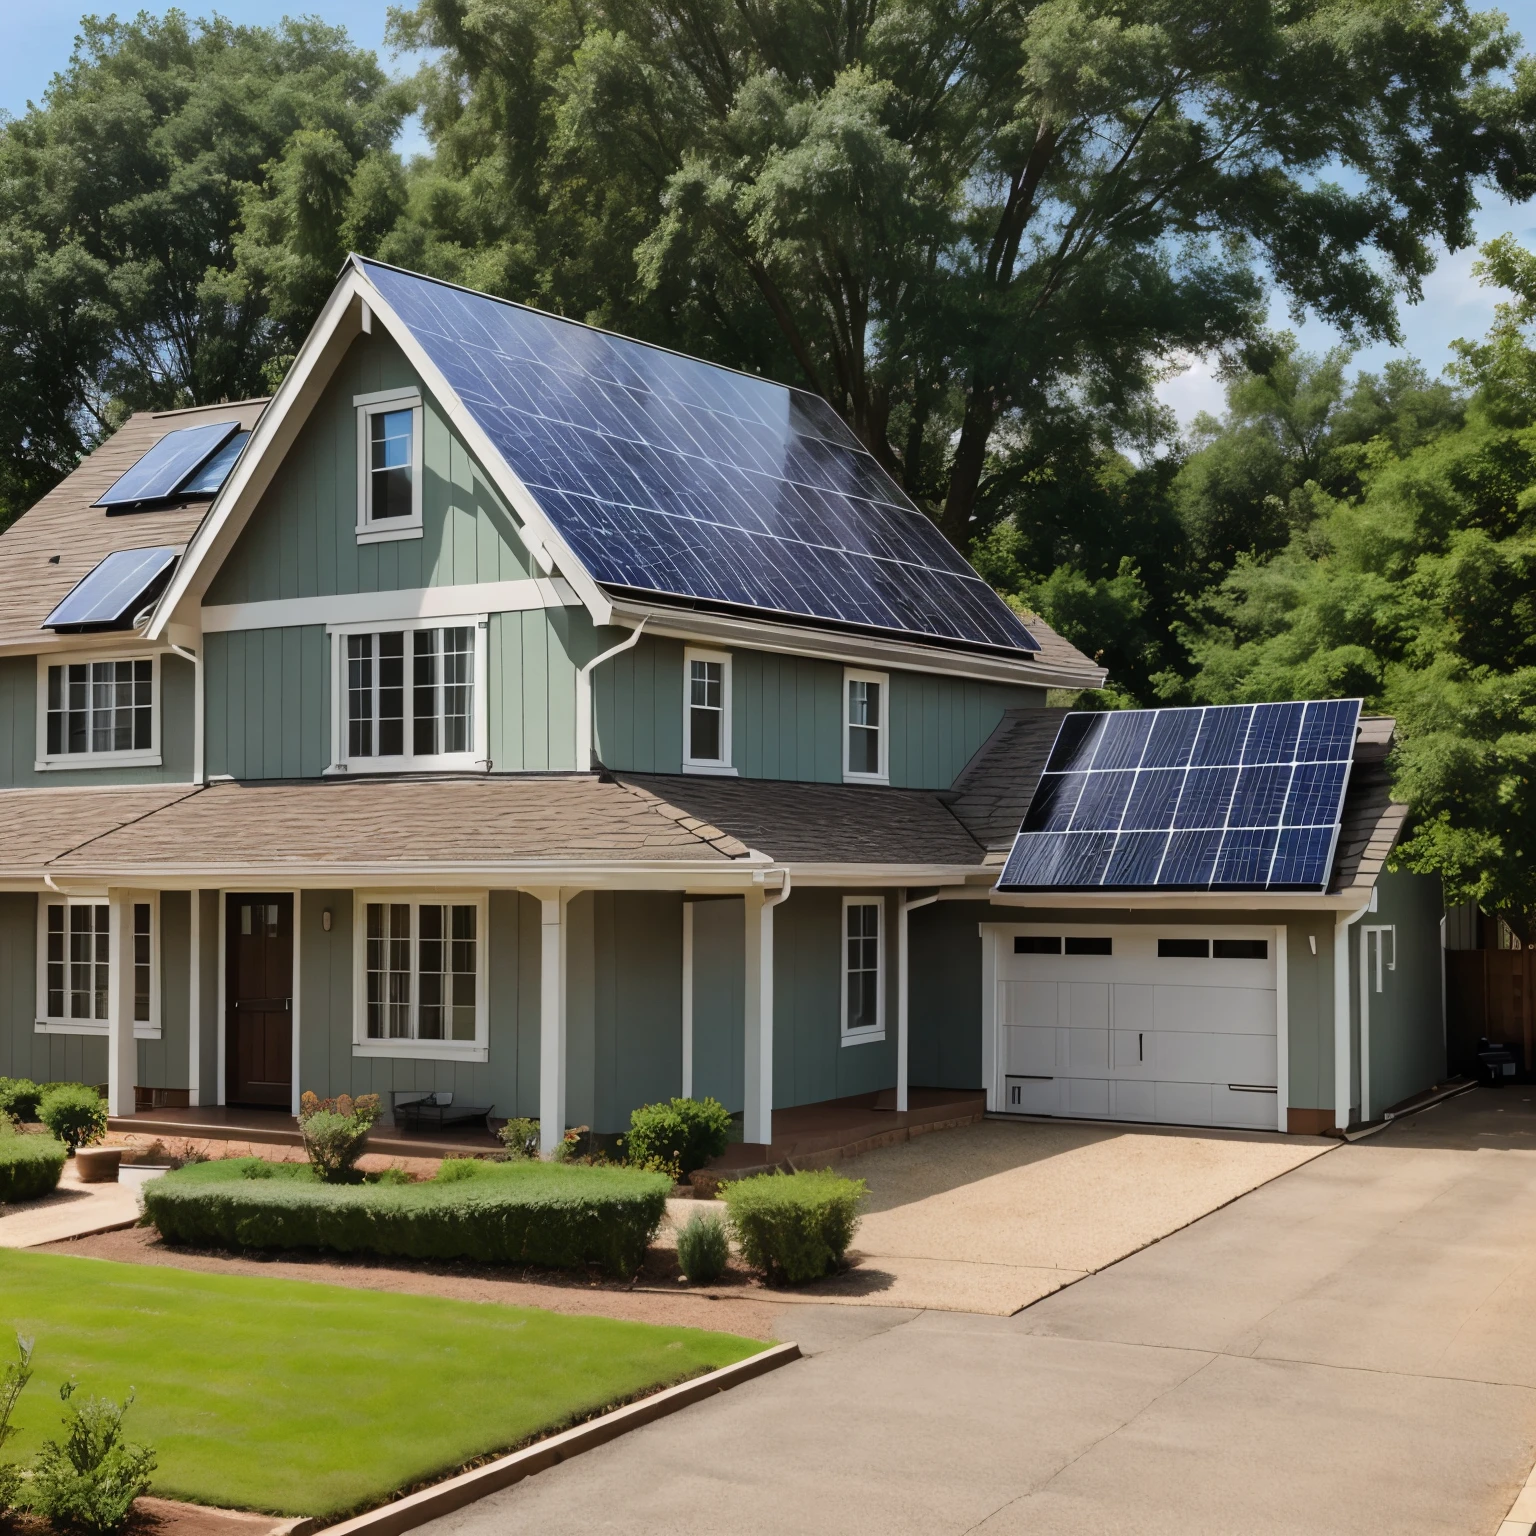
top-left (6, 1498), bottom-right (305, 1536)
top-left (38, 1225), bottom-right (786, 1339)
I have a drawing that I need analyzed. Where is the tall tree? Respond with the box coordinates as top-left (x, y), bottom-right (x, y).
top-left (393, 0), bottom-right (1536, 543)
top-left (0, 11), bottom-right (404, 526)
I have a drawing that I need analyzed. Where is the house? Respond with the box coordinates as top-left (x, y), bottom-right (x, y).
top-left (0, 257), bottom-right (1443, 1152)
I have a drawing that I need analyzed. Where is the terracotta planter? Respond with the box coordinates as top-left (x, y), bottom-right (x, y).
top-left (75, 1146), bottom-right (122, 1184)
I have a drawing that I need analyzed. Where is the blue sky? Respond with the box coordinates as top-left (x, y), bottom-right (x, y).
top-left (6, 1), bottom-right (1536, 428)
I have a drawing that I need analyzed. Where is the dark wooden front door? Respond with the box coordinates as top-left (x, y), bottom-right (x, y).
top-left (226, 894), bottom-right (293, 1108)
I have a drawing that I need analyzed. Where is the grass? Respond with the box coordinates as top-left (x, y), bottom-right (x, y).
top-left (0, 1249), bottom-right (763, 1519)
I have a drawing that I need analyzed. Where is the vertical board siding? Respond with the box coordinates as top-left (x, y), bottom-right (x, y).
top-left (0, 653), bottom-right (195, 788)
top-left (593, 634), bottom-right (685, 774)
top-left (204, 626), bottom-right (328, 779)
top-left (1285, 912), bottom-right (1336, 1113)
top-left (907, 900), bottom-right (986, 1091)
top-left (690, 897), bottom-right (745, 1113)
top-left (0, 892), bottom-right (108, 1085)
top-left (138, 891), bottom-right (191, 1091)
top-left (488, 607), bottom-right (594, 772)
top-left (204, 331), bottom-right (531, 606)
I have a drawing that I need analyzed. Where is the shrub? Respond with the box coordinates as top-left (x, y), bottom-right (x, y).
top-left (143, 1157), bottom-right (671, 1276)
top-left (0, 1129), bottom-right (67, 1203)
top-left (498, 1117), bottom-right (540, 1159)
top-left (0, 1079), bottom-right (42, 1123)
top-left (723, 1170), bottom-right (866, 1285)
top-left (623, 1097), bottom-right (732, 1178)
top-left (0, 1334), bottom-right (33, 1515)
top-left (297, 1091), bottom-right (381, 1183)
top-left (675, 1211), bottom-right (730, 1284)
top-left (26, 1381), bottom-right (156, 1535)
top-left (37, 1086), bottom-right (106, 1152)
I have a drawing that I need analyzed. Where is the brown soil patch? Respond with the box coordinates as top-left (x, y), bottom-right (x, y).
top-left (8, 1498), bottom-right (304, 1536)
top-left (37, 1225), bottom-right (784, 1339)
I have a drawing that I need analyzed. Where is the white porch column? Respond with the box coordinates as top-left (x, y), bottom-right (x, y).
top-left (1333, 900), bottom-right (1371, 1132)
top-left (681, 901), bottom-right (695, 1100)
top-left (106, 889), bottom-right (137, 1118)
top-left (537, 891), bottom-right (568, 1157)
top-left (896, 891), bottom-right (940, 1115)
top-left (743, 887), bottom-right (771, 1145)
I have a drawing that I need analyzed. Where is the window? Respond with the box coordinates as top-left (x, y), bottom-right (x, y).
top-left (843, 669), bottom-right (888, 783)
top-left (1213, 939), bottom-right (1268, 960)
top-left (37, 656), bottom-right (158, 768)
top-left (841, 897), bottom-right (885, 1044)
top-left (355, 389), bottom-right (423, 542)
top-left (683, 648), bottom-right (733, 772)
top-left (37, 896), bottom-right (157, 1037)
top-left (353, 893), bottom-right (488, 1060)
top-left (1158, 938), bottom-right (1210, 958)
top-left (1065, 936), bottom-right (1112, 956)
top-left (332, 619), bottom-right (484, 772)
top-left (1015, 936), bottom-right (1061, 954)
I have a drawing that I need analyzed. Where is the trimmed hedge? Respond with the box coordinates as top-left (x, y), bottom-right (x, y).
top-left (723, 1169), bottom-right (866, 1284)
top-left (0, 1132), bottom-right (67, 1202)
top-left (38, 1084), bottom-right (107, 1150)
top-left (624, 1097), bottom-right (733, 1177)
top-left (0, 1077), bottom-right (42, 1122)
top-left (143, 1158), bottom-right (671, 1276)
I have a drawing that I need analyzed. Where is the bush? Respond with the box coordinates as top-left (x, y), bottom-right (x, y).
top-left (723, 1170), bottom-right (866, 1285)
top-left (623, 1097), bottom-right (732, 1178)
top-left (143, 1157), bottom-right (671, 1277)
top-left (26, 1382), bottom-right (156, 1535)
top-left (297, 1091), bottom-right (381, 1183)
top-left (0, 1335), bottom-right (33, 1515)
top-left (498, 1117), bottom-right (540, 1159)
top-left (37, 1086), bottom-right (106, 1152)
top-left (0, 1079), bottom-right (42, 1123)
top-left (675, 1211), bottom-right (730, 1284)
top-left (0, 1129), bottom-right (67, 1202)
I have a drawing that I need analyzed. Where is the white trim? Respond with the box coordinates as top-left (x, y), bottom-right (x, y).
top-left (188, 890), bottom-right (201, 1106)
top-left (981, 926), bottom-right (1000, 1112)
top-left (202, 579), bottom-right (578, 634)
top-left (897, 891), bottom-right (941, 1111)
top-left (1359, 923), bottom-right (1397, 1124)
top-left (355, 394), bottom-right (424, 543)
top-left (1334, 902), bottom-right (1371, 1131)
top-left (35, 890), bottom-right (160, 1038)
top-left (683, 646), bottom-right (733, 773)
top-left (1274, 924), bottom-right (1289, 1133)
top-left (354, 386), bottom-right (422, 409)
top-left (34, 652), bottom-right (162, 772)
top-left (327, 615), bottom-right (489, 775)
top-left (350, 889), bottom-right (491, 1062)
top-left (840, 894), bottom-right (887, 1045)
top-left (216, 892), bottom-right (227, 1105)
top-left (842, 668), bottom-right (889, 785)
top-left (107, 889), bottom-right (136, 1117)
top-left (536, 890), bottom-right (568, 1153)
top-left (291, 890), bottom-right (303, 1116)
top-left (682, 900), bottom-right (695, 1100)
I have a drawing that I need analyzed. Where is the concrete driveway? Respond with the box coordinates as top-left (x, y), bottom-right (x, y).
top-left (420, 1088), bottom-right (1536, 1536)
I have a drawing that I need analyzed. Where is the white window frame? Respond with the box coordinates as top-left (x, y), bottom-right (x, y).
top-left (34, 651), bottom-right (162, 771)
top-left (35, 892), bottom-right (160, 1038)
top-left (840, 895), bottom-right (886, 1046)
top-left (355, 387), bottom-right (424, 544)
top-left (843, 667), bottom-right (889, 785)
top-left (682, 646), bottom-right (735, 774)
top-left (351, 890), bottom-right (490, 1062)
top-left (326, 614), bottom-right (489, 774)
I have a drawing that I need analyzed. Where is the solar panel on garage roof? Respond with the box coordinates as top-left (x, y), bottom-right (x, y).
top-left (357, 259), bottom-right (1040, 655)
top-left (178, 430), bottom-right (250, 495)
top-left (43, 547), bottom-right (180, 630)
top-left (996, 699), bottom-right (1362, 892)
top-left (94, 421), bottom-right (240, 509)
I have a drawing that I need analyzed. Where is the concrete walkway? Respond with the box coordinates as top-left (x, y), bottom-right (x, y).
top-left (0, 1161), bottom-right (158, 1248)
top-left (419, 1089), bottom-right (1536, 1536)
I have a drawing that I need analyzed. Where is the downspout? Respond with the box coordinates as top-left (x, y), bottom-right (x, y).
top-left (166, 642), bottom-right (203, 785)
top-left (574, 619), bottom-right (646, 771)
top-left (1334, 898), bottom-right (1373, 1133)
top-left (897, 890), bottom-right (941, 1114)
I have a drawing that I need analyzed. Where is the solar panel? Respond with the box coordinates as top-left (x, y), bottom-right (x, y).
top-left (998, 699), bottom-right (1363, 892)
top-left (94, 421), bottom-right (240, 509)
top-left (43, 547), bottom-right (180, 630)
top-left (358, 259), bottom-right (1041, 655)
top-left (178, 429), bottom-right (250, 496)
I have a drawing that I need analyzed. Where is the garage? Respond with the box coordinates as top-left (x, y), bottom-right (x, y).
top-left (986, 925), bottom-right (1280, 1131)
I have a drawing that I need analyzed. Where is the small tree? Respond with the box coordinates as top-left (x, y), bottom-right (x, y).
top-left (26, 1381), bottom-right (156, 1535)
top-left (297, 1092), bottom-right (381, 1182)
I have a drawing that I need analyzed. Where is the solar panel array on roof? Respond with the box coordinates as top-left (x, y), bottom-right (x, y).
top-left (43, 547), bottom-right (180, 630)
top-left (94, 420), bottom-right (240, 509)
top-left (358, 259), bottom-right (1040, 655)
top-left (996, 699), bottom-right (1362, 892)
top-left (178, 430), bottom-right (250, 495)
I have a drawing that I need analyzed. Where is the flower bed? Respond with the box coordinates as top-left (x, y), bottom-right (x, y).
top-left (142, 1158), bottom-right (671, 1276)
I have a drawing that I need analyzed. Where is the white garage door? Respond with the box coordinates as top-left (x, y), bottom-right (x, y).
top-left (994, 927), bottom-right (1278, 1131)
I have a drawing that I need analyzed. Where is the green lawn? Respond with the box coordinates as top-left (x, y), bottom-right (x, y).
top-left (0, 1249), bottom-right (762, 1518)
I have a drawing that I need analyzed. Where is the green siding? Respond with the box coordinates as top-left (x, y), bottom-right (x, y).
top-left (138, 891), bottom-right (190, 1092)
top-left (0, 652), bottom-right (194, 787)
top-left (205, 331), bottom-right (531, 605)
top-left (489, 607), bottom-right (598, 772)
top-left (593, 636), bottom-right (1045, 787)
top-left (204, 627), bottom-right (329, 779)
top-left (691, 897), bottom-right (745, 1113)
top-left (1285, 912), bottom-right (1336, 1114)
top-left (0, 893), bottom-right (109, 1085)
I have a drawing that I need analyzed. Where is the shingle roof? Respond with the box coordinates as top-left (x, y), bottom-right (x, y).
top-left (0, 785), bottom-right (204, 879)
top-left (40, 774), bottom-right (753, 878)
top-left (1329, 715), bottom-right (1406, 896)
top-left (0, 400), bottom-right (267, 650)
top-left (617, 774), bottom-right (983, 866)
top-left (943, 707), bottom-right (1065, 857)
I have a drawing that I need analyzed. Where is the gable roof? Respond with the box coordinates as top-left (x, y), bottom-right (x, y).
top-left (0, 400), bottom-right (267, 651)
top-left (146, 260), bottom-right (1104, 689)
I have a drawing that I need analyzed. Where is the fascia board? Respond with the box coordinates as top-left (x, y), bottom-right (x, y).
top-left (352, 266), bottom-right (615, 631)
top-left (605, 598), bottom-right (1106, 690)
top-left (777, 863), bottom-right (988, 884)
top-left (146, 273), bottom-right (369, 639)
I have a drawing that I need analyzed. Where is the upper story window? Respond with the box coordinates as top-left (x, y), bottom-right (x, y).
top-left (843, 668), bottom-right (888, 784)
top-left (330, 617), bottom-right (486, 773)
top-left (36, 655), bottom-right (159, 770)
top-left (355, 388), bottom-right (423, 543)
top-left (36, 894), bottom-right (158, 1038)
top-left (841, 896), bottom-right (885, 1045)
top-left (683, 647), bottom-right (734, 774)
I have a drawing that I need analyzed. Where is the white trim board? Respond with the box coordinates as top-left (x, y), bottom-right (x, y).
top-left (202, 578), bottom-right (578, 634)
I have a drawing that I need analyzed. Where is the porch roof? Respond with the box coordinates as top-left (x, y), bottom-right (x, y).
top-left (0, 783), bottom-right (203, 878)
